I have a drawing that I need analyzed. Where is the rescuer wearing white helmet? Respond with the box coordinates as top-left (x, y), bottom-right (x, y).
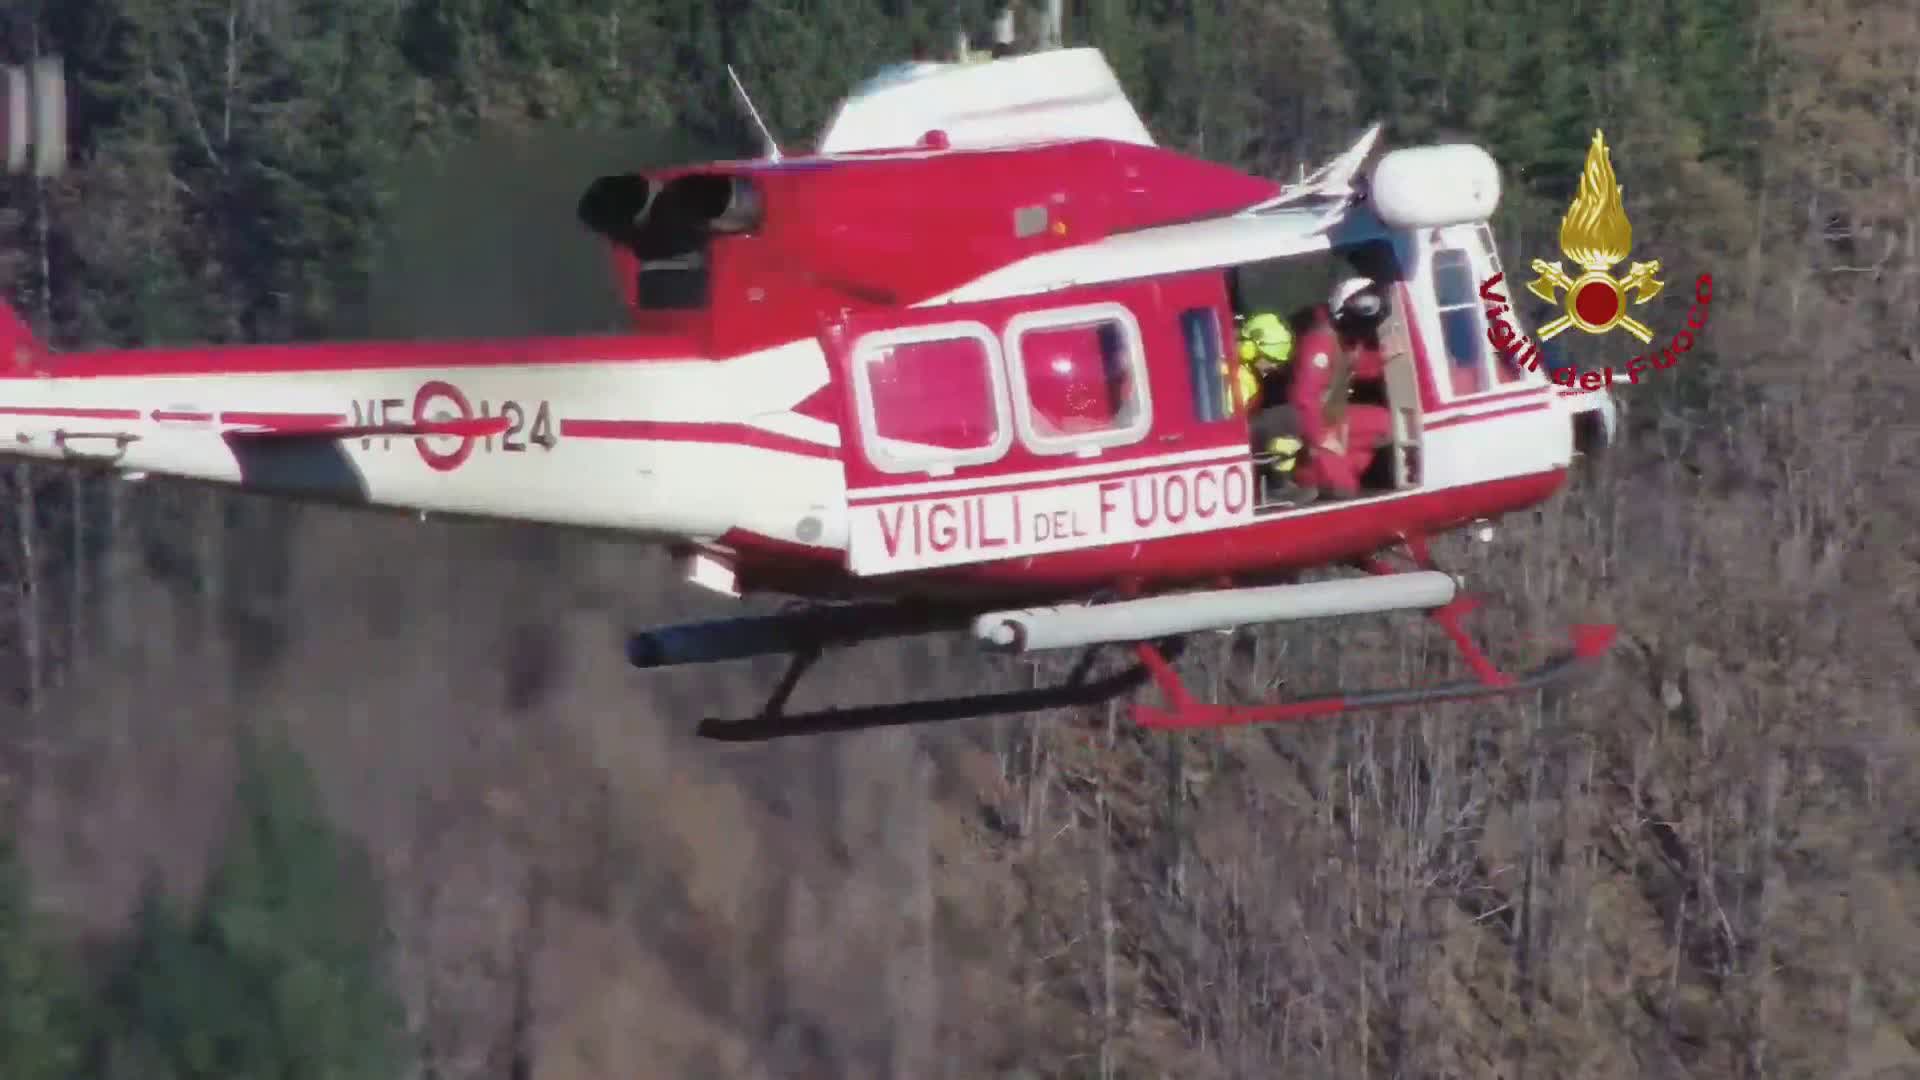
top-left (1329, 276), bottom-right (1386, 328)
top-left (1285, 277), bottom-right (1394, 498)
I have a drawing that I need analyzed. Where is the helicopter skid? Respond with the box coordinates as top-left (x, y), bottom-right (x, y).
top-left (628, 599), bottom-right (966, 669)
top-left (664, 537), bottom-right (1616, 740)
top-left (1129, 537), bottom-right (1617, 728)
top-left (692, 639), bottom-right (1186, 742)
top-left (1130, 617), bottom-right (1616, 730)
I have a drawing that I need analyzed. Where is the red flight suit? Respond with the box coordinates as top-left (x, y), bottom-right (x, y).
top-left (1287, 321), bottom-right (1392, 496)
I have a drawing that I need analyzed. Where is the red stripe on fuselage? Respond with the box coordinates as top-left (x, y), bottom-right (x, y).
top-left (0, 405), bottom-right (142, 420)
top-left (733, 467), bottom-right (1573, 599)
top-left (558, 419), bottom-right (838, 459)
top-left (1423, 401), bottom-right (1551, 430)
top-left (220, 411), bottom-right (349, 430)
top-left (846, 446), bottom-right (1249, 504)
top-left (0, 398), bottom-right (839, 458)
top-left (1424, 387), bottom-right (1552, 416)
top-left (3, 334), bottom-right (704, 379)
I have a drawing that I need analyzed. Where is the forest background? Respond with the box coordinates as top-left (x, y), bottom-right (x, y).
top-left (1, 0), bottom-right (1916, 1077)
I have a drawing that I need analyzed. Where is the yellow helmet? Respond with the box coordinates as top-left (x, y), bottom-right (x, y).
top-left (1238, 312), bottom-right (1293, 366)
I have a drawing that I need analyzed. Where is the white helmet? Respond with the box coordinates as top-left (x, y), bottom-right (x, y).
top-left (1330, 276), bottom-right (1384, 321)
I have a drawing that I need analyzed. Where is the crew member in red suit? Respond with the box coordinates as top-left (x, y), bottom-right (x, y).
top-left (1288, 277), bottom-right (1394, 498)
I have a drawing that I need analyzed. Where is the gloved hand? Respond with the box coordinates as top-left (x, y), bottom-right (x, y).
top-left (1312, 426), bottom-right (1360, 495)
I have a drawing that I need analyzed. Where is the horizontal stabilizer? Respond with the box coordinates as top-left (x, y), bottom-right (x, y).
top-left (224, 416), bottom-right (511, 442)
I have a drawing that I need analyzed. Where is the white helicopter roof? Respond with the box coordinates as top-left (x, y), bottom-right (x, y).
top-left (817, 47), bottom-right (1154, 155)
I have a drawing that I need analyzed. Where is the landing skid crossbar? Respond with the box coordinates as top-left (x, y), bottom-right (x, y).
top-left (1130, 535), bottom-right (1617, 728)
top-left (642, 537), bottom-right (1617, 740)
top-left (1131, 623), bottom-right (1614, 729)
top-left (693, 640), bottom-right (1186, 742)
top-left (628, 599), bottom-right (971, 669)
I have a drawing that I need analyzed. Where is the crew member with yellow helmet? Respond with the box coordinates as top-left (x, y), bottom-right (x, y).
top-left (1236, 312), bottom-right (1291, 407)
top-left (1234, 312), bottom-right (1307, 489)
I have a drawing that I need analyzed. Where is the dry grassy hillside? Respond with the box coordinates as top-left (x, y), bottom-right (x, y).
top-left (8, 165), bottom-right (1920, 1080)
top-left (4, 383), bottom-right (1915, 1078)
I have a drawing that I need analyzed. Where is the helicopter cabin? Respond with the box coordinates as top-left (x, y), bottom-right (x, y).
top-left (1221, 211), bottom-right (1538, 510)
top-left (816, 138), bottom-right (1557, 579)
top-left (819, 54), bottom-right (1557, 578)
top-left (576, 46), bottom-right (1569, 581)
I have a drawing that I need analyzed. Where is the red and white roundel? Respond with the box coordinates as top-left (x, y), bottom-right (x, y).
top-left (412, 380), bottom-right (474, 471)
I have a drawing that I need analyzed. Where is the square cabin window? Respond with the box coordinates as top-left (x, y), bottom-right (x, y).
top-left (851, 323), bottom-right (1011, 474)
top-left (1006, 303), bottom-right (1153, 455)
top-left (1180, 307), bottom-right (1233, 423)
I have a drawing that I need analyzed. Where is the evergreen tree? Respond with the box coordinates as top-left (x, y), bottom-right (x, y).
top-left (53, 0), bottom-right (415, 344)
top-left (95, 733), bottom-right (408, 1079)
top-left (0, 840), bottom-right (83, 1080)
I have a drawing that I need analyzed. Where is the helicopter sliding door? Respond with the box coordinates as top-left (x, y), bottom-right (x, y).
top-left (1367, 252), bottom-right (1424, 490)
top-left (830, 301), bottom-right (1026, 578)
top-left (829, 280), bottom-right (1255, 580)
top-left (1400, 223), bottom-right (1567, 488)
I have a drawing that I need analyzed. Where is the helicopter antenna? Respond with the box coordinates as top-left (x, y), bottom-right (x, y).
top-left (726, 64), bottom-right (783, 162)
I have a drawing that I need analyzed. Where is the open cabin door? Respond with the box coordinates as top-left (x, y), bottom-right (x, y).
top-left (1378, 282), bottom-right (1423, 488)
top-left (1338, 236), bottom-right (1425, 493)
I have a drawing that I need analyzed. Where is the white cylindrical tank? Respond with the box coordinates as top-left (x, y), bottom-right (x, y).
top-left (1369, 143), bottom-right (1500, 229)
top-left (972, 572), bottom-right (1459, 653)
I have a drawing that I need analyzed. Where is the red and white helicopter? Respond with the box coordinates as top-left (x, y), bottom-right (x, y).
top-left (0, 45), bottom-right (1617, 740)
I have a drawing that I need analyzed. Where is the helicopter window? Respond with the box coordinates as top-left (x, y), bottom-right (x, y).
top-left (850, 322), bottom-right (1012, 474)
top-left (1005, 303), bottom-right (1152, 456)
top-left (1433, 247), bottom-right (1475, 306)
top-left (1342, 239), bottom-right (1404, 284)
top-left (1431, 246), bottom-right (1492, 396)
top-left (1180, 308), bottom-right (1233, 423)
